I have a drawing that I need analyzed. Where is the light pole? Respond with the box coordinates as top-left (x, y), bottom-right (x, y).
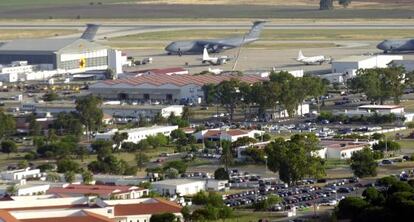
top-left (264, 155), bottom-right (268, 177)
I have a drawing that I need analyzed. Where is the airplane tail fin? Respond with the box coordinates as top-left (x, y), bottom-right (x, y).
top-left (297, 50), bottom-right (305, 60)
top-left (80, 24), bottom-right (100, 41)
top-left (202, 48), bottom-right (210, 61)
top-left (245, 21), bottom-right (266, 39)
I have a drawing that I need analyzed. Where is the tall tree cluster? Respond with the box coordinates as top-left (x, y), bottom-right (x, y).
top-left (75, 95), bottom-right (103, 137)
top-left (348, 67), bottom-right (413, 105)
top-left (265, 134), bottom-right (326, 185)
top-left (205, 71), bottom-right (327, 121)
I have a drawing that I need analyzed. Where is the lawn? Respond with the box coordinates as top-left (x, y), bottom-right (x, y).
top-left (211, 210), bottom-right (284, 222)
top-left (0, 29), bottom-right (79, 40)
top-left (324, 159), bottom-right (348, 170)
top-left (0, 0), bottom-right (136, 8)
top-left (110, 29), bottom-right (414, 42)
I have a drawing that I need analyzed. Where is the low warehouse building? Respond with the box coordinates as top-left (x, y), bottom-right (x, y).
top-left (95, 125), bottom-right (178, 144)
top-left (89, 74), bottom-right (265, 103)
top-left (331, 55), bottom-right (403, 76)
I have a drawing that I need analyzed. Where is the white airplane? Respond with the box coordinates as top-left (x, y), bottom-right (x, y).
top-left (296, 50), bottom-right (331, 65)
top-left (201, 48), bottom-right (231, 65)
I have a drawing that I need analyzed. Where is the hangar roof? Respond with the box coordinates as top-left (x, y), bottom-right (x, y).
top-left (92, 74), bottom-right (266, 87)
top-left (0, 38), bottom-right (107, 53)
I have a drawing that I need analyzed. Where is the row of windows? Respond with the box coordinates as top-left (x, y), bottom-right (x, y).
top-left (58, 56), bottom-right (107, 70)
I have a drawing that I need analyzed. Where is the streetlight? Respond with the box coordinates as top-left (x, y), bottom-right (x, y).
top-left (264, 155), bottom-right (268, 177)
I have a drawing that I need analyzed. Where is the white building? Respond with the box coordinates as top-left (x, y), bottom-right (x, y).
top-left (95, 125), bottom-right (178, 144)
top-left (317, 72), bottom-right (348, 84)
top-left (0, 196), bottom-right (182, 222)
top-left (357, 105), bottom-right (404, 114)
top-left (269, 103), bottom-right (310, 119)
top-left (152, 179), bottom-right (206, 196)
top-left (194, 128), bottom-right (264, 142)
top-left (337, 105), bottom-right (413, 122)
top-left (332, 55), bottom-right (403, 76)
top-left (0, 168), bottom-right (42, 181)
top-left (319, 139), bottom-right (375, 159)
top-left (152, 179), bottom-right (228, 196)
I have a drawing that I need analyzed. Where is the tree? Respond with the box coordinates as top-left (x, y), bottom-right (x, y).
top-left (215, 78), bottom-right (242, 121)
top-left (75, 146), bottom-right (89, 162)
top-left (201, 83), bottom-right (217, 105)
top-left (42, 91), bottom-right (59, 101)
top-left (150, 213), bottom-right (176, 222)
top-left (339, 0), bottom-right (352, 8)
top-left (1, 140), bottom-right (17, 157)
top-left (57, 158), bottom-right (80, 173)
top-left (75, 95), bottom-right (103, 138)
top-left (52, 112), bottom-right (83, 136)
top-left (163, 160), bottom-right (187, 174)
top-left (152, 112), bottom-right (166, 124)
top-left (6, 185), bottom-right (18, 196)
top-left (82, 170), bottom-right (94, 184)
top-left (220, 141), bottom-right (233, 173)
top-left (253, 194), bottom-right (282, 211)
top-left (17, 160), bottom-right (29, 169)
top-left (181, 106), bottom-right (193, 121)
top-left (350, 148), bottom-right (377, 178)
top-left (181, 206), bottom-right (191, 222)
top-left (0, 110), bottom-right (16, 138)
top-left (348, 67), bottom-right (407, 104)
top-left (265, 134), bottom-right (325, 185)
top-left (135, 151), bottom-right (149, 170)
top-left (112, 132), bottom-right (128, 150)
top-left (46, 172), bottom-right (60, 182)
top-left (64, 171), bottom-right (76, 183)
top-left (27, 114), bottom-right (42, 136)
top-left (147, 133), bottom-right (168, 148)
top-left (373, 140), bottom-right (401, 152)
top-left (335, 197), bottom-right (370, 221)
top-left (214, 167), bottom-right (229, 180)
top-left (320, 0), bottom-right (334, 10)
top-left (164, 167), bottom-right (179, 179)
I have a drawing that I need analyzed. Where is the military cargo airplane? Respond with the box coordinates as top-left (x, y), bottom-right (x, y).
top-left (165, 21), bottom-right (266, 56)
top-left (377, 38), bottom-right (414, 53)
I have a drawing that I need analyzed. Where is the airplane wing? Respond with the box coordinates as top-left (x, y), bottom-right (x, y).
top-left (197, 41), bottom-right (236, 53)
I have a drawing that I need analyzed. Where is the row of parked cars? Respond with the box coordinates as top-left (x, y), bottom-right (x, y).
top-left (224, 177), bottom-right (361, 211)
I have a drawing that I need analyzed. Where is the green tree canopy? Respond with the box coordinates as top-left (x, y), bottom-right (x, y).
top-left (75, 95), bottom-right (103, 137)
top-left (350, 147), bottom-right (377, 178)
top-left (265, 134), bottom-right (325, 185)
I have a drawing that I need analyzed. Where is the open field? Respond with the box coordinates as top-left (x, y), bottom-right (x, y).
top-left (111, 29), bottom-right (414, 42)
top-left (106, 41), bottom-right (337, 50)
top-left (0, 3), bottom-right (413, 19)
top-left (0, 29), bottom-right (79, 40)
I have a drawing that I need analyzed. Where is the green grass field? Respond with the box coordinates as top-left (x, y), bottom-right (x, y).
top-left (0, 29), bottom-right (79, 40)
top-left (0, 0), bottom-right (136, 8)
top-left (110, 29), bottom-right (414, 42)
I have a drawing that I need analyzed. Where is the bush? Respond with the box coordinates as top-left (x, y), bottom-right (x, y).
top-left (335, 197), bottom-right (370, 221)
top-left (214, 168), bottom-right (229, 180)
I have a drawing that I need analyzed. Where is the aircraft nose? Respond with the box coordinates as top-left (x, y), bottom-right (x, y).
top-left (377, 41), bottom-right (387, 50)
top-left (165, 42), bottom-right (176, 52)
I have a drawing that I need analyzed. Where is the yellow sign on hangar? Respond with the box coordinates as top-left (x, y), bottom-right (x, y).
top-left (79, 57), bottom-right (86, 69)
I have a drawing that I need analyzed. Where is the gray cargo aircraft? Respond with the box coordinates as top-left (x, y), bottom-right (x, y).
top-left (165, 21), bottom-right (266, 55)
top-left (377, 38), bottom-right (414, 53)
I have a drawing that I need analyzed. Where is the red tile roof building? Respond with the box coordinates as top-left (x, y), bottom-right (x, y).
top-left (0, 196), bottom-right (182, 222)
top-left (89, 74), bottom-right (266, 101)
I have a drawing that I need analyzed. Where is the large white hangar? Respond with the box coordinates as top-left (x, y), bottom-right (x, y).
top-left (89, 74), bottom-right (265, 103)
top-left (0, 38), bottom-right (122, 74)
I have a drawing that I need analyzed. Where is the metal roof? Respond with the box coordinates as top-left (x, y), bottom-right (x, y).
top-left (0, 38), bottom-right (106, 53)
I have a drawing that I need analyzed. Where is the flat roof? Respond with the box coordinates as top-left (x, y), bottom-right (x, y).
top-left (152, 179), bottom-right (205, 186)
top-left (92, 74), bottom-right (266, 87)
top-left (358, 105), bottom-right (403, 109)
top-left (334, 55), bottom-right (402, 63)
